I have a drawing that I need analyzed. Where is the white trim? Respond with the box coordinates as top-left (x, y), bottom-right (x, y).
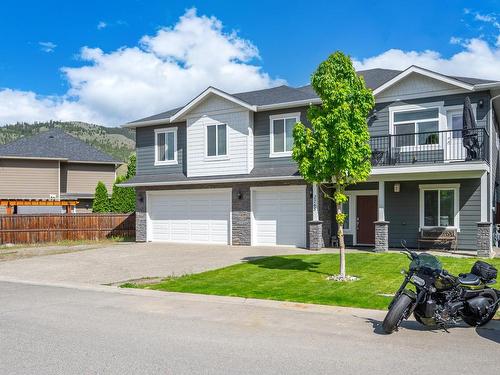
top-left (418, 183), bottom-right (460, 231)
top-left (170, 87), bottom-right (257, 122)
top-left (480, 172), bottom-right (488, 222)
top-left (204, 122), bottom-right (229, 160)
top-left (65, 160), bottom-right (122, 165)
top-left (269, 112), bottom-right (300, 157)
top-left (123, 118), bottom-right (171, 128)
top-left (376, 88), bottom-right (470, 103)
top-left (388, 102), bottom-right (445, 150)
top-left (378, 181), bottom-right (385, 221)
top-left (256, 98), bottom-right (321, 111)
top-left (373, 66), bottom-right (474, 96)
top-left (57, 160), bottom-right (61, 200)
top-left (118, 175), bottom-right (302, 188)
top-left (250, 185), bottom-right (306, 248)
top-left (154, 127), bottom-right (178, 166)
top-left (312, 183), bottom-right (319, 221)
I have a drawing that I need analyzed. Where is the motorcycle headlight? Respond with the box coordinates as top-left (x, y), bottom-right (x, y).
top-left (411, 275), bottom-right (426, 286)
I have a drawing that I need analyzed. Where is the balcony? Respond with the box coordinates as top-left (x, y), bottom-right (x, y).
top-left (369, 128), bottom-right (489, 167)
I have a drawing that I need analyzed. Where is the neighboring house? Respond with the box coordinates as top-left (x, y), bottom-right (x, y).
top-left (0, 129), bottom-right (121, 213)
top-left (121, 65), bottom-right (500, 256)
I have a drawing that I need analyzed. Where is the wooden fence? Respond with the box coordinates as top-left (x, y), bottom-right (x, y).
top-left (0, 213), bottom-right (135, 244)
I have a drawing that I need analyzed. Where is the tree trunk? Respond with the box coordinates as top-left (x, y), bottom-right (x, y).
top-left (336, 201), bottom-right (346, 278)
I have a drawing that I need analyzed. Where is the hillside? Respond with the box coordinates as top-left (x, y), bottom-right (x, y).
top-left (0, 121), bottom-right (135, 162)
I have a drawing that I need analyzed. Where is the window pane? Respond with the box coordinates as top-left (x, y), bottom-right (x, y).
top-left (418, 121), bottom-right (439, 145)
top-left (166, 132), bottom-right (175, 160)
top-left (440, 190), bottom-right (455, 226)
top-left (157, 133), bottom-right (166, 161)
top-left (285, 118), bottom-right (295, 151)
top-left (424, 190), bottom-right (439, 226)
top-left (273, 119), bottom-right (284, 152)
top-left (452, 114), bottom-right (463, 139)
top-left (217, 124), bottom-right (227, 155)
top-left (394, 108), bottom-right (439, 122)
top-left (207, 125), bottom-right (216, 156)
top-left (395, 123), bottom-right (415, 147)
top-left (342, 198), bottom-right (349, 229)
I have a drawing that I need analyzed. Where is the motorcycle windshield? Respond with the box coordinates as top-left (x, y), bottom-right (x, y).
top-left (410, 253), bottom-right (442, 272)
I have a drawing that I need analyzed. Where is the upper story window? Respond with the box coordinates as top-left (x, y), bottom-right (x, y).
top-left (155, 127), bottom-right (177, 165)
top-left (392, 107), bottom-right (440, 147)
top-left (206, 123), bottom-right (227, 158)
top-left (270, 112), bottom-right (300, 157)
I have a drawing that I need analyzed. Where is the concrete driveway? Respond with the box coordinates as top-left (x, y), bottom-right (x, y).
top-left (0, 242), bottom-right (336, 285)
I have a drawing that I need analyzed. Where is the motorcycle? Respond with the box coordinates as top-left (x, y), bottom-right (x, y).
top-left (383, 241), bottom-right (500, 334)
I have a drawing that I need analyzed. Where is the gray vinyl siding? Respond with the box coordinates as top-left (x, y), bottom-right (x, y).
top-left (136, 122), bottom-right (187, 176)
top-left (253, 106), bottom-right (310, 169)
top-left (385, 179), bottom-right (480, 250)
top-left (369, 91), bottom-right (491, 137)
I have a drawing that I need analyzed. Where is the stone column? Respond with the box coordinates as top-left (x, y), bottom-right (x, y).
top-left (477, 222), bottom-right (493, 257)
top-left (231, 186), bottom-right (251, 246)
top-left (374, 221), bottom-right (389, 252)
top-left (308, 220), bottom-right (324, 250)
top-left (135, 190), bottom-right (147, 242)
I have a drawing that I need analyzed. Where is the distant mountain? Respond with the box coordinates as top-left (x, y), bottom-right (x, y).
top-left (0, 121), bottom-right (135, 162)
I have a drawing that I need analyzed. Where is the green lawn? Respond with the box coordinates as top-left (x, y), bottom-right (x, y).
top-left (122, 253), bottom-right (500, 311)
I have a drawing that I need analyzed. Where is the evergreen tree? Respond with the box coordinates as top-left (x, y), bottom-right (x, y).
top-left (92, 181), bottom-right (111, 213)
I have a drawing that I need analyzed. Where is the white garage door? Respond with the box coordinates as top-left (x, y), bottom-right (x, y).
top-left (147, 189), bottom-right (231, 244)
top-left (252, 186), bottom-right (306, 247)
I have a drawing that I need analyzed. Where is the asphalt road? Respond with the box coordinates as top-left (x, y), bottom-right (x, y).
top-left (0, 281), bottom-right (498, 375)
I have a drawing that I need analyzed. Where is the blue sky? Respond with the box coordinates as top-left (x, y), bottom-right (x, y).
top-left (1, 0), bottom-right (500, 125)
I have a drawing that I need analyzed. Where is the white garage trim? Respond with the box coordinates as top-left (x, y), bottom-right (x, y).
top-left (251, 185), bottom-right (307, 247)
top-left (146, 188), bottom-right (232, 244)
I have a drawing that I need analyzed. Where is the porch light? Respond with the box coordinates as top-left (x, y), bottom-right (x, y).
top-left (394, 183), bottom-right (400, 193)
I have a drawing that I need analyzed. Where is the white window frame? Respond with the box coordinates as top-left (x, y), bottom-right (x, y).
top-left (389, 102), bottom-right (445, 152)
top-left (269, 112), bottom-right (300, 157)
top-left (154, 127), bottom-right (178, 166)
top-left (205, 122), bottom-right (229, 160)
top-left (419, 183), bottom-right (460, 231)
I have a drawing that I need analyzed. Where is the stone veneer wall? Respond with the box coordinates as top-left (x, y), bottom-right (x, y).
top-left (135, 190), bottom-right (147, 242)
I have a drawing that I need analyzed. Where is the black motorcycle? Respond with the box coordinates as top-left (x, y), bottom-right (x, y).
top-left (383, 243), bottom-right (500, 334)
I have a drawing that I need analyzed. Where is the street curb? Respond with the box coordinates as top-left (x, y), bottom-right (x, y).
top-left (1, 276), bottom-right (499, 331)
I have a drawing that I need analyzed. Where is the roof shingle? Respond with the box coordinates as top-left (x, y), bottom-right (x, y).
top-left (0, 129), bottom-right (120, 163)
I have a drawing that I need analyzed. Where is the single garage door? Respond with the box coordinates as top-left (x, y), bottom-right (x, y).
top-left (147, 189), bottom-right (231, 244)
top-left (252, 186), bottom-right (306, 247)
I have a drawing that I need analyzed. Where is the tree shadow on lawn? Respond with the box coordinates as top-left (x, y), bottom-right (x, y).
top-left (241, 256), bottom-right (329, 276)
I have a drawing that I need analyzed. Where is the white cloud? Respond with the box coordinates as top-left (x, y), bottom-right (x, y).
top-left (0, 8), bottom-right (282, 126)
top-left (353, 38), bottom-right (500, 80)
top-left (97, 21), bottom-right (107, 30)
top-left (39, 41), bottom-right (57, 53)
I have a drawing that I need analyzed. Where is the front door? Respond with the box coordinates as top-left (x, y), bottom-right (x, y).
top-left (356, 195), bottom-right (378, 245)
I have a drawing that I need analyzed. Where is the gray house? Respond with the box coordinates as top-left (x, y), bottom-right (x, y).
top-left (0, 129), bottom-right (121, 213)
top-left (121, 65), bottom-right (500, 256)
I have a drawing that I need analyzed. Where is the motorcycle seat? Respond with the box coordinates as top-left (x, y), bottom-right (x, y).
top-left (458, 273), bottom-right (481, 286)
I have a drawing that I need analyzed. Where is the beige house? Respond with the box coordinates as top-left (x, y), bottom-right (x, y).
top-left (0, 129), bottom-right (120, 213)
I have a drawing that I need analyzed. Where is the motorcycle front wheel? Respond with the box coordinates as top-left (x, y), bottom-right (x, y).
top-left (383, 294), bottom-right (413, 334)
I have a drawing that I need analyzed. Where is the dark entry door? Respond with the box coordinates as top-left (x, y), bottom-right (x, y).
top-left (356, 195), bottom-right (378, 245)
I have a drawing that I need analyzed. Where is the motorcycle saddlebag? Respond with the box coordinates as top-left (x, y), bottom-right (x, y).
top-left (471, 261), bottom-right (498, 281)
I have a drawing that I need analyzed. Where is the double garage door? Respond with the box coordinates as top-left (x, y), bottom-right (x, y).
top-left (147, 186), bottom-right (306, 247)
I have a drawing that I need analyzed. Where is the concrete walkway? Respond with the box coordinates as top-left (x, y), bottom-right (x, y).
top-left (0, 242), bottom-right (338, 285)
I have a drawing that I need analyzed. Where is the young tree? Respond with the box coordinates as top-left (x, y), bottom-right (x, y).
top-left (92, 181), bottom-right (111, 213)
top-left (292, 51), bottom-right (374, 279)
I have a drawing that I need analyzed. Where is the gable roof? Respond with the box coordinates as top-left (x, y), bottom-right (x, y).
top-left (0, 129), bottom-right (120, 163)
top-left (124, 67), bottom-right (500, 128)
